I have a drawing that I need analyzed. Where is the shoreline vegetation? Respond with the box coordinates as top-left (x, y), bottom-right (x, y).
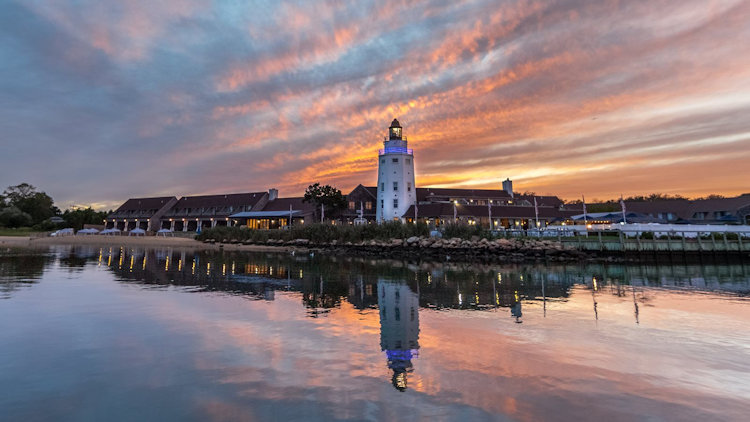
top-left (3, 222), bottom-right (746, 264)
top-left (1, 221), bottom-right (590, 263)
top-left (195, 223), bottom-right (592, 262)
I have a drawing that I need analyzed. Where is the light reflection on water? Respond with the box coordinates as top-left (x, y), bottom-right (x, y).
top-left (1, 245), bottom-right (749, 421)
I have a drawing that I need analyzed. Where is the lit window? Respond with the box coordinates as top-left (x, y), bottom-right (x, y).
top-left (393, 182), bottom-right (398, 191)
top-left (348, 201), bottom-right (355, 210)
top-left (365, 202), bottom-right (372, 210)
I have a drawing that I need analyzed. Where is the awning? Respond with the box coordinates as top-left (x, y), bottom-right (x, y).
top-left (229, 211), bottom-right (301, 218)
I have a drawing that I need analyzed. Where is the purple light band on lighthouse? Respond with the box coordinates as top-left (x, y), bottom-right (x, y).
top-left (379, 147), bottom-right (414, 156)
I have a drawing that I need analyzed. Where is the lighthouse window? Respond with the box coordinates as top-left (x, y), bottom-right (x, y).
top-left (381, 182), bottom-right (384, 190)
top-left (392, 158), bottom-right (398, 163)
top-left (393, 199), bottom-right (398, 208)
top-left (407, 182), bottom-right (411, 192)
top-left (393, 182), bottom-right (398, 191)
top-left (380, 158), bottom-right (385, 164)
top-left (381, 199), bottom-right (384, 208)
top-left (406, 159), bottom-right (411, 164)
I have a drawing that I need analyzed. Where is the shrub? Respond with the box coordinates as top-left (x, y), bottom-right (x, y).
top-left (442, 222), bottom-right (491, 239)
top-left (0, 206), bottom-right (33, 228)
top-left (196, 221), bottom-right (432, 244)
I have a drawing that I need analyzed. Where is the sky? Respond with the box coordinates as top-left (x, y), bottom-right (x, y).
top-left (1, 0), bottom-right (749, 210)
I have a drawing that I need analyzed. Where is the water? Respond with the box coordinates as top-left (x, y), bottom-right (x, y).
top-left (1, 246), bottom-right (749, 421)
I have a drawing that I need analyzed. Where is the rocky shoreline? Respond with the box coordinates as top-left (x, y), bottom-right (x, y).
top-left (203, 235), bottom-right (609, 263)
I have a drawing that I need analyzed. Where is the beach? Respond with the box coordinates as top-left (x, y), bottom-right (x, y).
top-left (0, 235), bottom-right (290, 252)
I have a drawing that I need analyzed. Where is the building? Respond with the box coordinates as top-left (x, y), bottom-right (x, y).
top-left (229, 196), bottom-right (316, 229)
top-left (376, 119), bottom-right (416, 222)
top-left (416, 187), bottom-right (513, 205)
top-left (624, 194), bottom-right (750, 225)
top-left (567, 211), bottom-right (665, 225)
top-left (106, 196), bottom-right (177, 231)
top-left (404, 202), bottom-right (576, 229)
top-left (366, 118), bottom-right (574, 227)
top-left (341, 184), bottom-right (377, 224)
top-left (160, 191), bottom-right (268, 231)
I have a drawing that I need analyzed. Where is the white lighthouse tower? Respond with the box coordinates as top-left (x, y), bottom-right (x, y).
top-left (376, 119), bottom-right (416, 222)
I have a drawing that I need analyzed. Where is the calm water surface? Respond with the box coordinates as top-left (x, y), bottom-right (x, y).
top-left (1, 246), bottom-right (749, 421)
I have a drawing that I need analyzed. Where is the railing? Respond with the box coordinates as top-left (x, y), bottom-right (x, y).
top-left (561, 229), bottom-right (750, 253)
top-left (378, 147), bottom-right (413, 156)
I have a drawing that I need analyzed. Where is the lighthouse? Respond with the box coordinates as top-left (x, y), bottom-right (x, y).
top-left (376, 119), bottom-right (416, 222)
top-left (378, 278), bottom-right (420, 391)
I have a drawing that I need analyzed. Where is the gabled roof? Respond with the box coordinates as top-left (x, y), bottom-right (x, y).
top-left (624, 200), bottom-right (691, 216)
top-left (113, 197), bottom-right (176, 212)
top-left (514, 194), bottom-right (564, 208)
top-left (403, 203), bottom-right (576, 219)
top-left (688, 194), bottom-right (750, 212)
top-left (172, 192), bottom-right (266, 209)
top-left (416, 187), bottom-right (512, 201)
top-left (625, 194), bottom-right (750, 219)
top-left (260, 197), bottom-right (316, 213)
top-left (346, 184), bottom-right (377, 200)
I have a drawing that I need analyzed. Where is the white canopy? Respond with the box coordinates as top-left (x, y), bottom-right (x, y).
top-left (129, 228), bottom-right (146, 236)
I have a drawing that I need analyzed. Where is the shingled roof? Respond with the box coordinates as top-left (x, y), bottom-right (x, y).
top-left (403, 203), bottom-right (575, 219)
top-left (416, 188), bottom-right (512, 201)
top-left (260, 197), bottom-right (316, 213)
top-left (170, 192), bottom-right (266, 209)
top-left (113, 197), bottom-right (176, 213)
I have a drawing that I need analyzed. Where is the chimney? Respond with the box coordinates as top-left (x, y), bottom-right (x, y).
top-left (502, 178), bottom-right (513, 198)
top-left (268, 188), bottom-right (278, 201)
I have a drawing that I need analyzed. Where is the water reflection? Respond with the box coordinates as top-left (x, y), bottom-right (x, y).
top-left (378, 279), bottom-right (420, 391)
top-left (2, 246), bottom-right (750, 420)
top-left (0, 249), bottom-right (54, 299)
top-left (6, 245), bottom-right (749, 306)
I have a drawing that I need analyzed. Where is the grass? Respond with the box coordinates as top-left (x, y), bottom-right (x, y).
top-left (0, 227), bottom-right (39, 236)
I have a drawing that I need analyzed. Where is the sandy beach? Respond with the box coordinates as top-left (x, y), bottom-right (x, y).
top-left (0, 235), bottom-right (291, 252)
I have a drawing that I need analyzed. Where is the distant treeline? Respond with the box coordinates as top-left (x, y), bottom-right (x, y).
top-left (0, 183), bottom-right (111, 230)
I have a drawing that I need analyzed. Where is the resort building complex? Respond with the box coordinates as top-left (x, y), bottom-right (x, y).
top-left (107, 119), bottom-right (750, 230)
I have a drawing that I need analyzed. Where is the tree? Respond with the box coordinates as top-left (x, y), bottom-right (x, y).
top-left (3, 183), bottom-right (56, 225)
top-left (0, 206), bottom-right (33, 228)
top-left (303, 183), bottom-right (347, 220)
top-left (62, 207), bottom-right (109, 230)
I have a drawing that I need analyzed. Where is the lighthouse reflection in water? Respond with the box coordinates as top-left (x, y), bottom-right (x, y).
top-left (378, 279), bottom-right (420, 392)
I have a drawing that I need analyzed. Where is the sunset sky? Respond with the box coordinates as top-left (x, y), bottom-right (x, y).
top-left (2, 0), bottom-right (749, 209)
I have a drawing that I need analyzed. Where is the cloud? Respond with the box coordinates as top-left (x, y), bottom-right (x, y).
top-left (1, 0), bottom-right (749, 209)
